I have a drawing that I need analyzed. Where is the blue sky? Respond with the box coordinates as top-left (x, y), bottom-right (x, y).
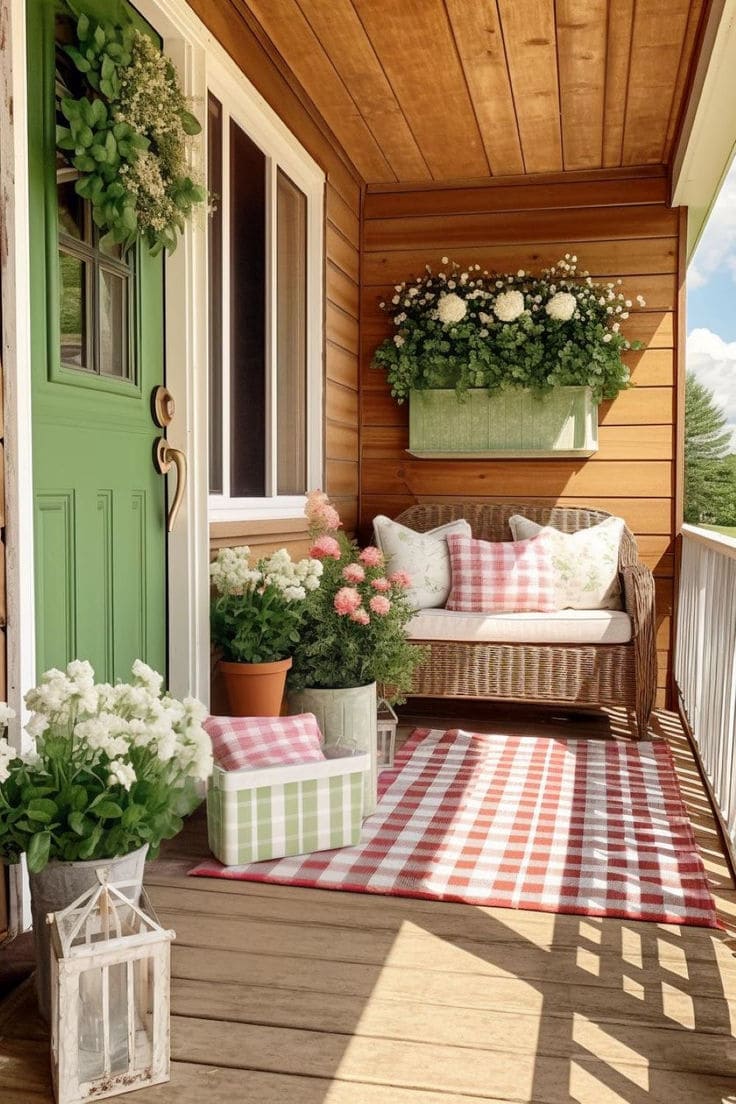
top-left (687, 159), bottom-right (736, 440)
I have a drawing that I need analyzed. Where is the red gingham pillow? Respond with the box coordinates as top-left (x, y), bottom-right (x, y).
top-left (205, 714), bottom-right (325, 771)
top-left (445, 532), bottom-right (557, 613)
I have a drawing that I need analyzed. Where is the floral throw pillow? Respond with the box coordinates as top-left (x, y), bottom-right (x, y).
top-left (508, 515), bottom-right (625, 610)
top-left (205, 714), bottom-right (325, 771)
top-left (372, 515), bottom-right (472, 610)
top-left (446, 532), bottom-right (557, 613)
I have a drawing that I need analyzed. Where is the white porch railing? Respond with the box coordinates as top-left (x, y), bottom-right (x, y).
top-left (675, 524), bottom-right (736, 846)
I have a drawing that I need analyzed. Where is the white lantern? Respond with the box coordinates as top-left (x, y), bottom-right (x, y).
top-left (377, 698), bottom-right (399, 768)
top-left (46, 875), bottom-right (175, 1104)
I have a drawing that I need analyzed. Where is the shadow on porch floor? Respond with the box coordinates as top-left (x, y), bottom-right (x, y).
top-left (2, 705), bottom-right (736, 1103)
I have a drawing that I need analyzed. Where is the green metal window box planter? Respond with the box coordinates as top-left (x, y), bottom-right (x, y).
top-left (407, 386), bottom-right (598, 459)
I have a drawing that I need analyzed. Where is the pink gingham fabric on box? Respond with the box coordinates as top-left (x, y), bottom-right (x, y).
top-left (445, 532), bottom-right (557, 613)
top-left (204, 714), bottom-right (325, 771)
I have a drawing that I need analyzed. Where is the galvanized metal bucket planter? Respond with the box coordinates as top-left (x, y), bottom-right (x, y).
top-left (287, 682), bottom-right (378, 815)
top-left (407, 386), bottom-right (598, 457)
top-left (29, 844), bottom-right (148, 1021)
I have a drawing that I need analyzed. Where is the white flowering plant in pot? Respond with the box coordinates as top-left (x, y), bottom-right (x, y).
top-left (372, 256), bottom-right (646, 404)
top-left (210, 547), bottom-right (324, 664)
top-left (0, 660), bottom-right (212, 873)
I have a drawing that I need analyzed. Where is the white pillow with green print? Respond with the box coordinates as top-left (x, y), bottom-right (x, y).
top-left (508, 514), bottom-right (625, 611)
top-left (372, 515), bottom-right (472, 611)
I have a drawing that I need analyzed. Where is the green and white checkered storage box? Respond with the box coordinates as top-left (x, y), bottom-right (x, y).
top-left (207, 749), bottom-right (369, 866)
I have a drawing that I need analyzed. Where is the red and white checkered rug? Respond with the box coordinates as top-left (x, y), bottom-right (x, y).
top-left (190, 728), bottom-right (719, 927)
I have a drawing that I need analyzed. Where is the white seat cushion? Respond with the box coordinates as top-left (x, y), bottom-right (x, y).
top-left (407, 608), bottom-right (633, 645)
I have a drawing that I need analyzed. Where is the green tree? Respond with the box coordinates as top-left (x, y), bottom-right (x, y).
top-left (684, 373), bottom-right (736, 524)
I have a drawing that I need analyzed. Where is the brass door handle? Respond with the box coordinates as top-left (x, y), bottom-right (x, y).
top-left (153, 438), bottom-right (187, 532)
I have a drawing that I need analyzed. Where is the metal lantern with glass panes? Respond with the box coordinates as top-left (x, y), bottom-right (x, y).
top-left (46, 875), bottom-right (175, 1104)
top-left (376, 698), bottom-right (398, 768)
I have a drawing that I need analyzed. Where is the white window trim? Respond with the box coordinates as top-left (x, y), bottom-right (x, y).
top-left (206, 63), bottom-right (324, 525)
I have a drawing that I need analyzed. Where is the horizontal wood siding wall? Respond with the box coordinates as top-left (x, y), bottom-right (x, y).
top-left (360, 174), bottom-right (681, 708)
top-left (188, 0), bottom-right (362, 554)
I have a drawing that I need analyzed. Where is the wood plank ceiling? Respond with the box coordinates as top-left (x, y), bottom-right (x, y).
top-left (241, 0), bottom-right (706, 184)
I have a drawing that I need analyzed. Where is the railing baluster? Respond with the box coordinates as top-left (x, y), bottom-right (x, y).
top-left (676, 525), bottom-right (736, 850)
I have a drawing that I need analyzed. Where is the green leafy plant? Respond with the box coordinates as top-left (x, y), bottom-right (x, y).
top-left (372, 256), bottom-right (646, 404)
top-left (286, 492), bottom-right (427, 703)
top-left (56, 9), bottom-right (205, 255)
top-left (0, 661), bottom-right (212, 873)
top-left (210, 547), bottom-right (323, 664)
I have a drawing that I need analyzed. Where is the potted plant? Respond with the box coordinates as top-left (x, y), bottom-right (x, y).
top-left (287, 492), bottom-right (426, 814)
top-left (210, 546), bottom-right (323, 716)
top-left (0, 659), bottom-right (212, 1019)
top-left (372, 255), bottom-right (646, 457)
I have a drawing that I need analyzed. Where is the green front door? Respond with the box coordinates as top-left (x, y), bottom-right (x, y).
top-left (27, 0), bottom-right (167, 683)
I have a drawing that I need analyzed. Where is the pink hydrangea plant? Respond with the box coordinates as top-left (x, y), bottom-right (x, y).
top-left (350, 608), bottom-right (370, 626)
top-left (369, 595), bottom-right (391, 616)
top-left (371, 576), bottom-right (391, 592)
top-left (389, 570), bottom-right (412, 588)
top-left (310, 535), bottom-right (341, 560)
top-left (359, 546), bottom-right (384, 568)
top-left (305, 489), bottom-right (341, 534)
top-left (342, 563), bottom-right (366, 584)
top-left (334, 587), bottom-right (362, 616)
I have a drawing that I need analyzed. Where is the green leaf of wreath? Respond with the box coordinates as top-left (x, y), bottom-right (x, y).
top-left (179, 110), bottom-right (202, 137)
top-left (64, 45), bottom-right (91, 73)
top-left (90, 98), bottom-right (107, 126)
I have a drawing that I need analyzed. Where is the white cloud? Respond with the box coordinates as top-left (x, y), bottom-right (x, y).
top-left (688, 165), bottom-right (736, 289)
top-left (687, 327), bottom-right (736, 440)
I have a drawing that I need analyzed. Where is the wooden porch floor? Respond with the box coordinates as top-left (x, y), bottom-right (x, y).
top-left (3, 706), bottom-right (736, 1103)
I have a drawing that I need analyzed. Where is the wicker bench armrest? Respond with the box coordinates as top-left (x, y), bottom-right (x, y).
top-left (621, 562), bottom-right (657, 735)
top-left (621, 562), bottom-right (655, 639)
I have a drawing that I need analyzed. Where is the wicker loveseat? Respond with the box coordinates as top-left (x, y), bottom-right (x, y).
top-left (394, 503), bottom-right (657, 739)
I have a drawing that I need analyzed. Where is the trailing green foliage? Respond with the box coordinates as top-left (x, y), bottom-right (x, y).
top-left (56, 9), bottom-right (205, 254)
top-left (372, 256), bottom-right (645, 405)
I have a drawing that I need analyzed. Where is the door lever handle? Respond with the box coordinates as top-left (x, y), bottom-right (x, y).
top-left (153, 438), bottom-right (187, 532)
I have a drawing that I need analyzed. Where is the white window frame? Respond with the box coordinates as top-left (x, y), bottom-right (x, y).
top-left (206, 63), bottom-right (324, 523)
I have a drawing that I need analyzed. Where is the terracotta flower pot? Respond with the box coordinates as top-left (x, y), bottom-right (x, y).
top-left (219, 657), bottom-right (292, 717)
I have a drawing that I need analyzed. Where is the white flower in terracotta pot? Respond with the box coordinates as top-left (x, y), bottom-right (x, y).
top-left (436, 292), bottom-right (467, 325)
top-left (493, 289), bottom-right (525, 322)
top-left (545, 290), bottom-right (578, 321)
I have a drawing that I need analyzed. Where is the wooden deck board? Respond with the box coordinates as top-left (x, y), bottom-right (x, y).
top-left (2, 705), bottom-right (736, 1103)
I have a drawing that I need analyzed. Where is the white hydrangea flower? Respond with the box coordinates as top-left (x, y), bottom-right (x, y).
top-left (132, 659), bottom-right (164, 697)
top-left (0, 738), bottom-right (15, 783)
top-left (493, 289), bottom-right (525, 322)
top-left (545, 291), bottom-right (577, 322)
top-left (437, 292), bottom-right (467, 325)
top-left (108, 759), bottom-right (136, 791)
top-left (394, 334), bottom-right (405, 347)
top-left (25, 713), bottom-right (49, 740)
top-left (0, 703), bottom-right (15, 727)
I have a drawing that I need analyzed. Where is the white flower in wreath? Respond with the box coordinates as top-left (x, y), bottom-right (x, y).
top-left (545, 291), bottom-right (577, 322)
top-left (493, 289), bottom-right (525, 322)
top-left (436, 292), bottom-right (467, 325)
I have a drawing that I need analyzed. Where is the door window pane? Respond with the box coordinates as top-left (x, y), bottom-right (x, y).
top-left (55, 35), bottom-right (134, 384)
top-left (57, 172), bottom-right (85, 240)
top-left (208, 93), bottom-right (223, 495)
top-left (99, 269), bottom-right (127, 378)
top-left (59, 250), bottom-right (87, 369)
top-left (229, 120), bottom-right (266, 498)
top-left (276, 170), bottom-right (307, 495)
